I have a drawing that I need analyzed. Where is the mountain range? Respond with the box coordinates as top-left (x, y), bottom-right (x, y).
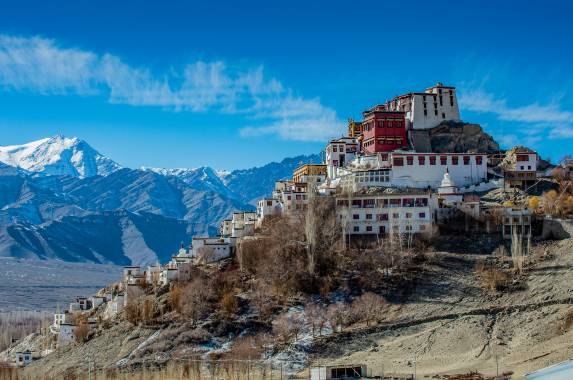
top-left (0, 136), bottom-right (318, 265)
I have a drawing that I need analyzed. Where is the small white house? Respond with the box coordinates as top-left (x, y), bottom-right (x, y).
top-left (122, 266), bottom-right (141, 283)
top-left (256, 198), bottom-right (282, 228)
top-left (89, 296), bottom-right (106, 309)
top-left (58, 324), bottom-right (76, 343)
top-left (14, 351), bottom-right (33, 367)
top-left (192, 237), bottom-right (231, 264)
top-left (159, 268), bottom-right (179, 286)
top-left (103, 293), bottom-right (124, 318)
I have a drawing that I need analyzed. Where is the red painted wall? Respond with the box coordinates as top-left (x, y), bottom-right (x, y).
top-left (361, 111), bottom-right (407, 154)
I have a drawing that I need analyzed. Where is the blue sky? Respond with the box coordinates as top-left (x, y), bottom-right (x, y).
top-left (0, 0), bottom-right (572, 170)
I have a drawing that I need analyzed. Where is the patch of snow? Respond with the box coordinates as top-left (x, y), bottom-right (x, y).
top-left (0, 135), bottom-right (121, 177)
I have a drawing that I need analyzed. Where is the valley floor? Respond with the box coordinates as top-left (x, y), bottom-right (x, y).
top-left (0, 258), bottom-right (120, 311)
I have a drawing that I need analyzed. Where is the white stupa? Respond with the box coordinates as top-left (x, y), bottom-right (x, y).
top-left (438, 169), bottom-right (463, 204)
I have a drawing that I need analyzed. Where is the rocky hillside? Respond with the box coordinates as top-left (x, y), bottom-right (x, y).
top-left (10, 237), bottom-right (573, 379)
top-left (411, 121), bottom-right (501, 154)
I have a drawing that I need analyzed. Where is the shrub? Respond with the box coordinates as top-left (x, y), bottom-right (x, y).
top-left (219, 290), bottom-right (238, 318)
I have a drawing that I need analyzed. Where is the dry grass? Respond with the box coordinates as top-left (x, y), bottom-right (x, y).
top-left (2, 359), bottom-right (291, 380)
top-left (475, 261), bottom-right (509, 294)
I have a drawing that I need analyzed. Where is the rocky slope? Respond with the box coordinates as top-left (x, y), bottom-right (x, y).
top-left (10, 238), bottom-right (573, 379)
top-left (310, 239), bottom-right (573, 379)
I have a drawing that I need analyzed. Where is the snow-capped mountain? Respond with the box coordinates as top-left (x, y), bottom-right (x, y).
top-left (0, 135), bottom-right (320, 264)
top-left (0, 135), bottom-right (121, 178)
top-left (140, 166), bottom-right (238, 200)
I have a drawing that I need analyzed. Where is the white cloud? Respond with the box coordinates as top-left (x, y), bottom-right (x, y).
top-left (0, 34), bottom-right (343, 141)
top-left (459, 88), bottom-right (573, 141)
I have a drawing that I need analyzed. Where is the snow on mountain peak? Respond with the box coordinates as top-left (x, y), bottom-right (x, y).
top-left (0, 135), bottom-right (122, 178)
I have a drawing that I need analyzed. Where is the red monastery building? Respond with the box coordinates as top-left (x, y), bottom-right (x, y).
top-left (360, 106), bottom-right (408, 154)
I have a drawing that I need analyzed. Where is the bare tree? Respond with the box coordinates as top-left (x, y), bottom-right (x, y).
top-left (180, 278), bottom-right (215, 325)
top-left (327, 303), bottom-right (348, 333)
top-left (273, 312), bottom-right (301, 345)
top-left (352, 292), bottom-right (388, 326)
top-left (305, 302), bottom-right (327, 337)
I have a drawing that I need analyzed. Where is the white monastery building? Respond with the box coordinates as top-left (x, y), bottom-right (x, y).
top-left (384, 83), bottom-right (460, 130)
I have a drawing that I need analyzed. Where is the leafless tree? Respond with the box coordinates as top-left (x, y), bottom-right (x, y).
top-left (180, 278), bottom-right (215, 325)
top-left (352, 292), bottom-right (388, 326)
top-left (305, 302), bottom-right (327, 336)
top-left (273, 312), bottom-right (301, 345)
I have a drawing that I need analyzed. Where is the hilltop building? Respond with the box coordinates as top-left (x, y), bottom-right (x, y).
top-left (384, 82), bottom-right (460, 130)
top-left (325, 137), bottom-right (358, 179)
top-left (501, 147), bottom-right (539, 190)
top-left (360, 107), bottom-right (408, 154)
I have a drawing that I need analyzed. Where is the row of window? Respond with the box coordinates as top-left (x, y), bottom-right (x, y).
top-left (351, 224), bottom-right (427, 233)
top-left (337, 198), bottom-right (429, 208)
top-left (363, 120), bottom-right (405, 132)
top-left (349, 211), bottom-right (426, 220)
top-left (393, 155), bottom-right (483, 166)
top-left (353, 170), bottom-right (391, 183)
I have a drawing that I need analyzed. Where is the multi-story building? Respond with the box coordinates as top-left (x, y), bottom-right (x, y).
top-left (347, 119), bottom-right (364, 138)
top-left (292, 164), bottom-right (327, 185)
top-left (336, 189), bottom-right (434, 235)
top-left (256, 197), bottom-right (282, 227)
top-left (231, 211), bottom-right (257, 238)
top-left (384, 83), bottom-right (460, 130)
top-left (502, 208), bottom-right (532, 239)
top-left (325, 137), bottom-right (358, 179)
top-left (360, 107), bottom-right (408, 154)
top-left (501, 147), bottom-right (538, 190)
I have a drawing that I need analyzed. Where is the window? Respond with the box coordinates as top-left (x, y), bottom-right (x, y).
top-left (266, 200), bottom-right (273, 206)
top-left (353, 214), bottom-right (359, 220)
top-left (364, 199), bottom-right (375, 208)
top-left (287, 195), bottom-right (291, 200)
top-left (390, 198), bottom-right (401, 206)
top-left (418, 156), bottom-right (425, 165)
top-left (476, 156), bottom-right (483, 165)
top-left (424, 109), bottom-right (427, 116)
top-left (352, 199), bottom-right (362, 208)
top-left (463, 156), bottom-right (470, 165)
top-left (333, 145), bottom-right (337, 152)
top-left (393, 213), bottom-right (399, 218)
top-left (429, 156), bottom-right (436, 165)
top-left (440, 156), bottom-right (447, 165)
top-left (516, 154), bottom-right (529, 161)
top-left (366, 226), bottom-right (373, 232)
top-left (381, 154), bottom-right (388, 161)
top-left (442, 112), bottom-right (446, 119)
top-left (403, 198), bottom-right (415, 207)
top-left (406, 212), bottom-right (412, 218)
top-left (407, 156), bottom-right (414, 165)
top-left (393, 157), bottom-right (404, 166)
top-left (528, 165), bottom-right (531, 170)
top-left (296, 194), bottom-right (302, 200)
top-left (452, 156), bottom-right (459, 165)
top-left (419, 212), bottom-right (426, 218)
top-left (434, 110), bottom-right (438, 116)
top-left (378, 213), bottom-right (388, 221)
top-left (333, 160), bottom-right (339, 167)
top-left (353, 226), bottom-right (360, 232)
top-left (366, 214), bottom-right (373, 220)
